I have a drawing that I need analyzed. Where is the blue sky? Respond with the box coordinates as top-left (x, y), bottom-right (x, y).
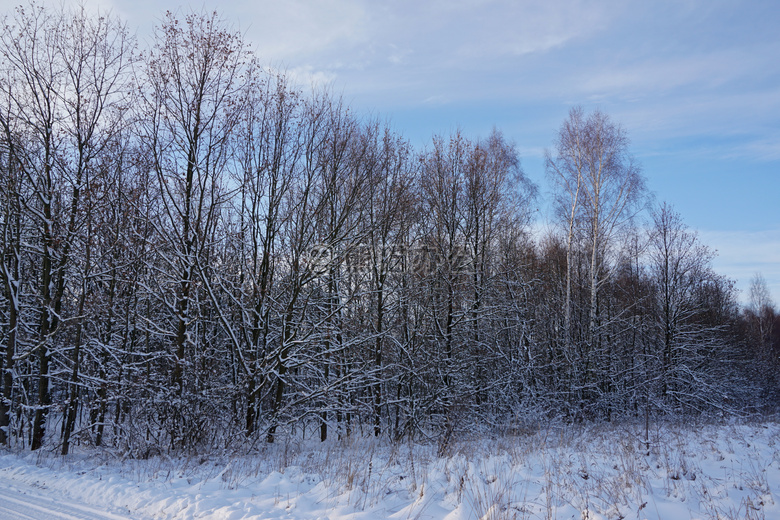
top-left (8, 0), bottom-right (779, 305)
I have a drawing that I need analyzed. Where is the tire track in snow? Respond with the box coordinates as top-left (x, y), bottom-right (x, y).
top-left (0, 477), bottom-right (137, 520)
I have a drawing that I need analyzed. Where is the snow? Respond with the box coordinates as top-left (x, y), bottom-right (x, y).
top-left (0, 477), bottom-right (138, 519)
top-left (1, 421), bottom-right (778, 519)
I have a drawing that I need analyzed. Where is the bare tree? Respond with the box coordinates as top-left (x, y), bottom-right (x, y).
top-left (742, 273), bottom-right (778, 402)
top-left (361, 124), bottom-right (417, 436)
top-left (547, 107), bottom-right (645, 406)
top-left (0, 68), bottom-right (25, 446)
top-left (546, 108), bottom-right (586, 347)
top-left (0, 3), bottom-right (64, 451)
top-left (52, 5), bottom-right (135, 455)
top-left (1, 4), bottom-right (136, 449)
top-left (647, 202), bottom-right (733, 412)
top-left (223, 70), bottom-right (303, 438)
top-left (138, 9), bottom-right (247, 447)
top-left (748, 272), bottom-right (775, 341)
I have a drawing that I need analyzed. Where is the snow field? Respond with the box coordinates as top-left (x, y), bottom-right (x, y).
top-left (1, 421), bottom-right (778, 519)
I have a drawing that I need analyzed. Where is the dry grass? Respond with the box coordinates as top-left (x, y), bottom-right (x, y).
top-left (18, 420), bottom-right (780, 519)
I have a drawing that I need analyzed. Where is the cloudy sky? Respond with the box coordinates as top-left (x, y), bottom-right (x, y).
top-left (5, 0), bottom-right (779, 304)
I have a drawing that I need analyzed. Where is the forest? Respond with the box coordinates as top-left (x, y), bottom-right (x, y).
top-left (0, 5), bottom-right (778, 458)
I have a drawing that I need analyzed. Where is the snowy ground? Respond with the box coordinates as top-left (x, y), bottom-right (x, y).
top-left (1, 421), bottom-right (778, 519)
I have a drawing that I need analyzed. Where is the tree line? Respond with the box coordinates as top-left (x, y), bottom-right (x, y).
top-left (0, 5), bottom-right (777, 455)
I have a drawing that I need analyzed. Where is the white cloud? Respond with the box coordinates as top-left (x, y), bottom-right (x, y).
top-left (578, 45), bottom-right (779, 99)
top-left (699, 229), bottom-right (780, 305)
top-left (440, 0), bottom-right (612, 61)
top-left (233, 0), bottom-right (619, 100)
top-left (729, 136), bottom-right (780, 162)
top-left (285, 65), bottom-right (337, 89)
top-left (243, 0), bottom-right (370, 62)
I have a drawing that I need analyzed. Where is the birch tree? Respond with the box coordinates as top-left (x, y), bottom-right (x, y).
top-left (547, 107), bottom-right (645, 406)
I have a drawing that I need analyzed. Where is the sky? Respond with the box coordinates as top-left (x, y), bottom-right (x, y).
top-left (3, 0), bottom-right (778, 305)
